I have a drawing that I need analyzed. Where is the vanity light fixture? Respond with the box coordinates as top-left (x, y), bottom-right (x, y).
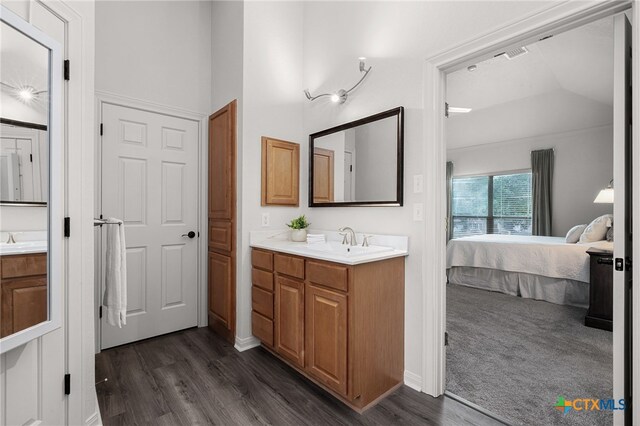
top-left (0, 81), bottom-right (46, 104)
top-left (594, 179), bottom-right (614, 204)
top-left (304, 57), bottom-right (372, 104)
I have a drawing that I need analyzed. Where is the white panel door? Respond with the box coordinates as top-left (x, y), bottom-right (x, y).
top-left (101, 103), bottom-right (199, 349)
top-left (612, 13), bottom-right (631, 426)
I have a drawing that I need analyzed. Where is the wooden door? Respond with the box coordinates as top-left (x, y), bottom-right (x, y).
top-left (275, 276), bottom-right (304, 367)
top-left (208, 101), bottom-right (237, 343)
top-left (305, 284), bottom-right (348, 396)
top-left (313, 148), bottom-right (334, 203)
top-left (101, 103), bottom-right (200, 349)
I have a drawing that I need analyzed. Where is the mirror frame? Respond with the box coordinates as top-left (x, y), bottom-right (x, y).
top-left (0, 5), bottom-right (63, 354)
top-left (0, 118), bottom-right (49, 206)
top-left (308, 106), bottom-right (404, 207)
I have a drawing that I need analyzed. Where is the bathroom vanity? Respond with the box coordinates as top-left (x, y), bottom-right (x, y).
top-left (250, 231), bottom-right (407, 412)
top-left (0, 248), bottom-right (48, 338)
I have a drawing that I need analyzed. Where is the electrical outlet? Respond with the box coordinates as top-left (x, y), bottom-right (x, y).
top-left (413, 203), bottom-right (424, 221)
top-left (261, 212), bottom-right (270, 227)
top-left (413, 175), bottom-right (423, 193)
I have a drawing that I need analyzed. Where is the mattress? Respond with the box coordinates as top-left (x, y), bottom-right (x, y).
top-left (446, 234), bottom-right (613, 283)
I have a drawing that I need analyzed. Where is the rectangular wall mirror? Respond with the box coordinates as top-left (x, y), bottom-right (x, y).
top-left (309, 106), bottom-right (404, 207)
top-left (0, 6), bottom-right (62, 354)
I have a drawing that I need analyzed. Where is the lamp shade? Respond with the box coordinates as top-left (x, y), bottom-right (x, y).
top-left (594, 188), bottom-right (614, 203)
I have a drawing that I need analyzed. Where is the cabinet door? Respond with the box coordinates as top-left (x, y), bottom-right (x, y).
top-left (208, 252), bottom-right (233, 338)
top-left (305, 285), bottom-right (347, 396)
top-left (275, 276), bottom-right (304, 367)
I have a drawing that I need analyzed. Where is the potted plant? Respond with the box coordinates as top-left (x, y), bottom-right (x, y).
top-left (287, 215), bottom-right (310, 242)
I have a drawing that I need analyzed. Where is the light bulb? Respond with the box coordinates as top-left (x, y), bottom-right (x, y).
top-left (17, 86), bottom-right (35, 102)
top-left (330, 94), bottom-right (340, 103)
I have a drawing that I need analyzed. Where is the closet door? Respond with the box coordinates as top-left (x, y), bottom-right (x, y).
top-left (207, 101), bottom-right (237, 343)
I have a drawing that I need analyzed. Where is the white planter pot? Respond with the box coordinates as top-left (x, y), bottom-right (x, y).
top-left (290, 229), bottom-right (307, 242)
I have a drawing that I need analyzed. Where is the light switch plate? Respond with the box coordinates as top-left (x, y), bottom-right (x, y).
top-left (261, 212), bottom-right (270, 227)
top-left (413, 175), bottom-right (424, 193)
top-left (413, 203), bottom-right (424, 221)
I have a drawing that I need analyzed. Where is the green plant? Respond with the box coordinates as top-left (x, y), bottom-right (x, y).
top-left (286, 214), bottom-right (310, 230)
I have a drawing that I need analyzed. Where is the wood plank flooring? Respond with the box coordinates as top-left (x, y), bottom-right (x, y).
top-left (96, 327), bottom-right (501, 425)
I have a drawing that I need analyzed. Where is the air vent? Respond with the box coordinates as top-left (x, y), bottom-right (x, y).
top-left (503, 46), bottom-right (529, 60)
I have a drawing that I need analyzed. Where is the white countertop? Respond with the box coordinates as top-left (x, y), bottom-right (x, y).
top-left (0, 231), bottom-right (47, 255)
top-left (250, 229), bottom-right (408, 265)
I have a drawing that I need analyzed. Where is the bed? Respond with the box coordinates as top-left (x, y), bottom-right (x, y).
top-left (446, 234), bottom-right (613, 308)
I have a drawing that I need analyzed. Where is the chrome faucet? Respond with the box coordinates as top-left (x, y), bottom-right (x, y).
top-left (338, 227), bottom-right (357, 246)
top-left (6, 233), bottom-right (16, 244)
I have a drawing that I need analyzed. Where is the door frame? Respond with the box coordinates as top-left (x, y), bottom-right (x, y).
top-left (94, 91), bottom-right (208, 351)
top-left (422, 0), bottom-right (637, 422)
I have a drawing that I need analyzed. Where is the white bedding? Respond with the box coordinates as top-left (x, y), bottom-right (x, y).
top-left (446, 234), bottom-right (613, 283)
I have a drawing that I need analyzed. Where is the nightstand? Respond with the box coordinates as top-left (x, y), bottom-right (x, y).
top-left (585, 248), bottom-right (613, 331)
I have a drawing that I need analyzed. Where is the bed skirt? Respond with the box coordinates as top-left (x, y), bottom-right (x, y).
top-left (447, 266), bottom-right (589, 308)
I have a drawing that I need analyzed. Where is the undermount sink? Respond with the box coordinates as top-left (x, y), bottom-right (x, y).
top-left (0, 240), bottom-right (48, 255)
top-left (301, 241), bottom-right (394, 257)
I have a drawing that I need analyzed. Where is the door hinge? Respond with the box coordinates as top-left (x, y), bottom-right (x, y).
top-left (64, 60), bottom-right (70, 81)
top-left (29, 154), bottom-right (33, 163)
top-left (100, 123), bottom-right (103, 136)
top-left (350, 165), bottom-right (353, 172)
top-left (99, 306), bottom-right (103, 319)
top-left (64, 374), bottom-right (71, 395)
top-left (64, 217), bottom-right (70, 238)
top-left (445, 331), bottom-right (449, 346)
top-left (445, 102), bottom-right (449, 118)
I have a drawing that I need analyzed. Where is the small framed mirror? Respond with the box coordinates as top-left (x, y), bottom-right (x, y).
top-left (0, 6), bottom-right (63, 353)
top-left (309, 106), bottom-right (404, 207)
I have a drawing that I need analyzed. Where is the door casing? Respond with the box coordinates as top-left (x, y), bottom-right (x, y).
top-left (423, 1), bottom-right (637, 424)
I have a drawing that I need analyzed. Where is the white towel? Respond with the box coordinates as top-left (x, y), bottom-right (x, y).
top-left (103, 218), bottom-right (127, 327)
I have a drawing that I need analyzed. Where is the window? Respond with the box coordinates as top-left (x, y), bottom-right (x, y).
top-left (452, 172), bottom-right (532, 238)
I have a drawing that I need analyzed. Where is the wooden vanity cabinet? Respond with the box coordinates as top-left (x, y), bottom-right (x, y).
top-left (250, 248), bottom-right (404, 412)
top-left (1, 253), bottom-right (48, 338)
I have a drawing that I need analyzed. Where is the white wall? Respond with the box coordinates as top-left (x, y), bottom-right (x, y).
top-left (0, 205), bottom-right (47, 231)
top-left (95, 1), bottom-right (212, 114)
top-left (447, 125), bottom-right (614, 236)
top-left (234, 1), bottom-right (306, 346)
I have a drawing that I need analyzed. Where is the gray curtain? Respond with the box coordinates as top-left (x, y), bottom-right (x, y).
top-left (531, 149), bottom-right (554, 236)
top-left (446, 161), bottom-right (454, 241)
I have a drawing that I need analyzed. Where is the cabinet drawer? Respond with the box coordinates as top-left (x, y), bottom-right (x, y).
top-left (1, 253), bottom-right (47, 279)
top-left (306, 260), bottom-right (348, 292)
top-left (274, 253), bottom-right (304, 279)
top-left (252, 311), bottom-right (273, 347)
top-left (252, 249), bottom-right (273, 271)
top-left (252, 268), bottom-right (273, 291)
top-left (252, 286), bottom-right (274, 319)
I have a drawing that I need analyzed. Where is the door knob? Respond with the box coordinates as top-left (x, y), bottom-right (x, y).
top-left (182, 231), bottom-right (196, 239)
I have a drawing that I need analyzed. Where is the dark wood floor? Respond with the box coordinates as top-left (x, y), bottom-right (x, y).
top-left (96, 327), bottom-right (501, 425)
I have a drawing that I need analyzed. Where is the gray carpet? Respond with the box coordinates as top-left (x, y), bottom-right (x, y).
top-left (446, 283), bottom-right (613, 426)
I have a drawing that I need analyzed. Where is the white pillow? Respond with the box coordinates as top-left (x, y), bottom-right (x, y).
top-left (579, 214), bottom-right (613, 243)
top-left (565, 224), bottom-right (587, 243)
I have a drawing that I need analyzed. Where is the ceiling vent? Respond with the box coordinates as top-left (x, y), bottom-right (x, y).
top-left (502, 46), bottom-right (529, 60)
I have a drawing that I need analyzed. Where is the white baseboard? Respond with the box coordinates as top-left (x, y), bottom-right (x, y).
top-left (234, 335), bottom-right (261, 352)
top-left (404, 370), bottom-right (423, 392)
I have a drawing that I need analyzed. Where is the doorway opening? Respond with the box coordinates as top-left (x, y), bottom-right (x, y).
top-left (422, 2), bottom-right (633, 425)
